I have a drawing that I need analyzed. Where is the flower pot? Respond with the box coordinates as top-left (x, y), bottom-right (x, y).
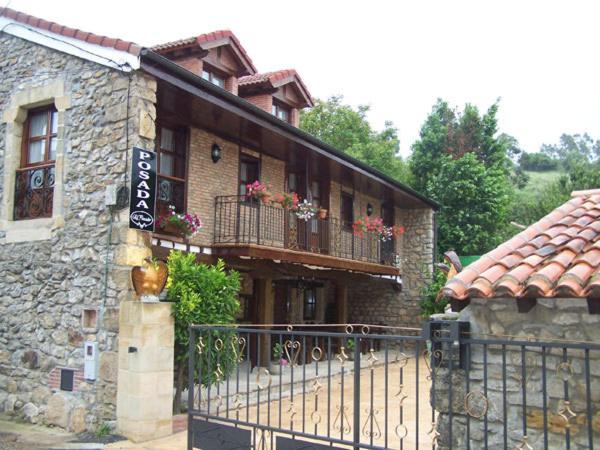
top-left (318, 208), bottom-right (328, 220)
top-left (131, 257), bottom-right (168, 300)
top-left (160, 222), bottom-right (186, 238)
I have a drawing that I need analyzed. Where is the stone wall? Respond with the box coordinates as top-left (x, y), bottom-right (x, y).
top-left (433, 298), bottom-right (600, 449)
top-left (0, 34), bottom-right (156, 431)
top-left (348, 208), bottom-right (434, 329)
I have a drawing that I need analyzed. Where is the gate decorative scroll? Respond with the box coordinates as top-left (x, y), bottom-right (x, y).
top-left (188, 324), bottom-right (429, 450)
top-left (188, 322), bottom-right (600, 449)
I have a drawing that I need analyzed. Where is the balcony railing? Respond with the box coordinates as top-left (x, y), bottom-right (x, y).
top-left (14, 165), bottom-right (55, 220)
top-left (214, 195), bottom-right (398, 267)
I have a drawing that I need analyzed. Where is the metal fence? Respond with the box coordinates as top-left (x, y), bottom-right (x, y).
top-left (187, 323), bottom-right (600, 449)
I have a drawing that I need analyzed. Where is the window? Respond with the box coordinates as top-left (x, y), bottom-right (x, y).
top-left (14, 106), bottom-right (57, 220)
top-left (202, 69), bottom-right (225, 88)
top-left (311, 181), bottom-right (321, 208)
top-left (341, 192), bottom-right (354, 228)
top-left (239, 154), bottom-right (260, 197)
top-left (156, 126), bottom-right (187, 217)
top-left (303, 287), bottom-right (317, 321)
top-left (272, 102), bottom-right (290, 123)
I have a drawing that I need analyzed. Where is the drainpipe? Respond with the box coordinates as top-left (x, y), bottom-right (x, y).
top-left (433, 211), bottom-right (439, 267)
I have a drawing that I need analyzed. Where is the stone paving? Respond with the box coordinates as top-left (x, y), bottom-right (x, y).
top-left (107, 355), bottom-right (433, 449)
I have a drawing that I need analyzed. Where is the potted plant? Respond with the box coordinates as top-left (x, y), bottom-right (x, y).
top-left (246, 180), bottom-right (271, 204)
top-left (156, 205), bottom-right (203, 239)
top-left (270, 342), bottom-right (288, 374)
top-left (380, 225), bottom-right (406, 242)
top-left (345, 338), bottom-right (356, 361)
top-left (352, 217), bottom-right (368, 237)
top-left (273, 192), bottom-right (299, 210)
top-left (296, 199), bottom-right (317, 221)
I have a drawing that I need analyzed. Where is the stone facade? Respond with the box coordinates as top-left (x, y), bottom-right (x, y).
top-left (0, 34), bottom-right (156, 431)
top-left (434, 298), bottom-right (600, 449)
top-left (0, 26), bottom-right (437, 436)
top-left (349, 208), bottom-right (434, 329)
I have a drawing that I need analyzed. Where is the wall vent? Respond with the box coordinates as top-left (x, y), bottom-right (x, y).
top-left (60, 368), bottom-right (74, 391)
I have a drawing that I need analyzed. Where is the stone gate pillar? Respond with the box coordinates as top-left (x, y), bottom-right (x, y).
top-left (116, 301), bottom-right (174, 442)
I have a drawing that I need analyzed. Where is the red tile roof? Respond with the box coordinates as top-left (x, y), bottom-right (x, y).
top-left (152, 30), bottom-right (257, 74)
top-left (239, 69), bottom-right (313, 106)
top-left (442, 189), bottom-right (600, 301)
top-left (0, 7), bottom-right (141, 55)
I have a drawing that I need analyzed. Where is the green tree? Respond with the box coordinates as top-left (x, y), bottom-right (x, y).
top-left (541, 133), bottom-right (600, 171)
top-left (519, 152), bottom-right (559, 171)
top-left (166, 252), bottom-right (241, 413)
top-left (428, 153), bottom-right (511, 255)
top-left (410, 100), bottom-right (512, 255)
top-left (300, 95), bottom-right (410, 182)
top-left (419, 268), bottom-right (449, 318)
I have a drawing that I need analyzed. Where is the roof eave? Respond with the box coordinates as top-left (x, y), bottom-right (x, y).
top-left (138, 48), bottom-right (439, 210)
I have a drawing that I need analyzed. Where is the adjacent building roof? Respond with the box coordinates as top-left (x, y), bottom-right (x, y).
top-left (0, 7), bottom-right (141, 55)
top-left (152, 30), bottom-right (256, 75)
top-left (442, 189), bottom-right (600, 301)
top-left (239, 69), bottom-right (313, 107)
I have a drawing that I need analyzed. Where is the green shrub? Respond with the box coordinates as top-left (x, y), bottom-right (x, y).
top-left (166, 251), bottom-right (241, 411)
top-left (419, 268), bottom-right (449, 318)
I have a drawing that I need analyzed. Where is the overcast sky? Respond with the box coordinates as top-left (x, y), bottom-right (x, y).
top-left (7, 0), bottom-right (600, 156)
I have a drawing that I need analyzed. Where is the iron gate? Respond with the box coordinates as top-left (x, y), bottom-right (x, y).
top-left (187, 323), bottom-right (600, 449)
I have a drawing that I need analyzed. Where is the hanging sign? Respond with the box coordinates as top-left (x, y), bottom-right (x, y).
top-left (129, 147), bottom-right (157, 232)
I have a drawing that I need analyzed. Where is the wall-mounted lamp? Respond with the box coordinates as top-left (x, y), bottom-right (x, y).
top-left (211, 143), bottom-right (222, 163)
top-left (366, 203), bottom-right (374, 216)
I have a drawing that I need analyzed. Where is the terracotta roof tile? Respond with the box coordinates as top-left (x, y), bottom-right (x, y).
top-left (479, 264), bottom-right (507, 283)
top-left (498, 254), bottom-right (522, 269)
top-left (238, 69), bottom-right (313, 107)
top-left (151, 30), bottom-right (257, 74)
top-left (0, 7), bottom-right (141, 55)
top-left (443, 189), bottom-right (600, 301)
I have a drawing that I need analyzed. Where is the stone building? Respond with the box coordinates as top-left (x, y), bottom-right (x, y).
top-left (0, 7), bottom-right (436, 436)
top-left (439, 189), bottom-right (600, 449)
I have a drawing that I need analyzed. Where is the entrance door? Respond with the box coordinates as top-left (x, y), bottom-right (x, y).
top-left (273, 284), bottom-right (289, 324)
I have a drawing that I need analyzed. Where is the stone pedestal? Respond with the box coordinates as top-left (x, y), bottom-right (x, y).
top-left (116, 301), bottom-right (174, 442)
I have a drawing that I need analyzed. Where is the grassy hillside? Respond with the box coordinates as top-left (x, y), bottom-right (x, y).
top-left (521, 170), bottom-right (564, 195)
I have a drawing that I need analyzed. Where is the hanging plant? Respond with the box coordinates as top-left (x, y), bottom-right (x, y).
top-left (295, 199), bottom-right (317, 221)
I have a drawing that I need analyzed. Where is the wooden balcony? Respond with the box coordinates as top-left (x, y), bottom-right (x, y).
top-left (213, 196), bottom-right (400, 275)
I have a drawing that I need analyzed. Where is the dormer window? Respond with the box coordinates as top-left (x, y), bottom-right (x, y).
top-left (202, 69), bottom-right (225, 88)
top-left (272, 101), bottom-right (290, 123)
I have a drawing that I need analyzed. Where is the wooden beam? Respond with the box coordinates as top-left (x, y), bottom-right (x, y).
top-left (212, 243), bottom-right (401, 276)
top-left (336, 284), bottom-right (349, 324)
top-left (256, 278), bottom-right (274, 367)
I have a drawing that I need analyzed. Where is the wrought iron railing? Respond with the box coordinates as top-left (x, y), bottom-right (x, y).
top-left (13, 165), bottom-right (55, 220)
top-left (188, 323), bottom-right (600, 450)
top-left (214, 195), bottom-right (397, 267)
top-left (188, 324), bottom-right (428, 450)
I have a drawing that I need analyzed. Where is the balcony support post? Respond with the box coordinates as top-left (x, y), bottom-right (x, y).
top-left (256, 278), bottom-right (274, 367)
